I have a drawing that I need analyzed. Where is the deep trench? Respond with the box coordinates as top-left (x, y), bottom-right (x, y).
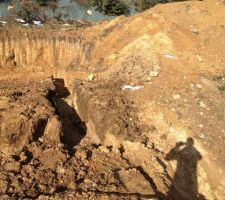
top-left (48, 78), bottom-right (87, 153)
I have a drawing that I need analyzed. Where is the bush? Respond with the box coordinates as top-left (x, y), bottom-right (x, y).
top-left (89, 0), bottom-right (130, 16)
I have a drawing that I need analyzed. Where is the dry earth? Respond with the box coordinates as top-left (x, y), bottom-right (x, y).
top-left (0, 0), bottom-right (225, 199)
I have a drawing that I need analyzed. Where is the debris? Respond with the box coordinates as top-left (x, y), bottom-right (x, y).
top-left (15, 18), bottom-right (25, 23)
top-left (163, 54), bottom-right (176, 59)
top-left (33, 20), bottom-right (42, 26)
top-left (0, 21), bottom-right (7, 25)
top-left (87, 10), bottom-right (93, 16)
top-left (122, 85), bottom-right (144, 91)
top-left (7, 6), bottom-right (14, 11)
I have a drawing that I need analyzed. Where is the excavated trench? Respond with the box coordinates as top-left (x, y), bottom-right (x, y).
top-left (0, 19), bottom-right (224, 199)
top-left (49, 78), bottom-right (87, 153)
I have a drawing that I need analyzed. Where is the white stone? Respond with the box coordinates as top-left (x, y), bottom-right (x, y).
top-left (164, 54), bottom-right (176, 59)
top-left (33, 20), bottom-right (42, 26)
top-left (149, 71), bottom-right (159, 77)
top-left (196, 84), bottom-right (202, 88)
top-left (15, 18), bottom-right (25, 23)
top-left (173, 94), bottom-right (181, 100)
top-left (87, 73), bottom-right (94, 81)
top-left (122, 85), bottom-right (144, 91)
top-left (197, 55), bottom-right (203, 62)
top-left (199, 101), bottom-right (207, 108)
top-left (199, 124), bottom-right (204, 128)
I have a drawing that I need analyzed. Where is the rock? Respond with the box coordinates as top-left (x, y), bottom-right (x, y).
top-left (56, 166), bottom-right (65, 174)
top-left (199, 101), bottom-right (207, 108)
top-left (196, 84), bottom-right (202, 88)
top-left (87, 73), bottom-right (94, 81)
top-left (4, 161), bottom-right (20, 172)
top-left (163, 54), bottom-right (176, 59)
top-left (197, 55), bottom-right (203, 62)
top-left (150, 65), bottom-right (160, 77)
top-left (118, 168), bottom-right (155, 195)
top-left (173, 94), bottom-right (181, 100)
top-left (150, 71), bottom-right (159, 77)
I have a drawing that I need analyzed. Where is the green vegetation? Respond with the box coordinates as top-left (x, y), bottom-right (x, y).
top-left (88, 0), bottom-right (187, 15)
top-left (11, 1), bottom-right (42, 22)
top-left (89, 0), bottom-right (130, 16)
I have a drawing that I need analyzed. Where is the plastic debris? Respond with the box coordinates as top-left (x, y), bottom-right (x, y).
top-left (33, 20), bottom-right (42, 26)
top-left (7, 6), bottom-right (14, 11)
top-left (15, 18), bottom-right (25, 23)
top-left (0, 21), bottom-right (7, 24)
top-left (87, 10), bottom-right (93, 15)
top-left (122, 85), bottom-right (144, 91)
top-left (163, 54), bottom-right (176, 59)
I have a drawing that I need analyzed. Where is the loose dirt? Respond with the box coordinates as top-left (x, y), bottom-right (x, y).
top-left (0, 0), bottom-right (225, 199)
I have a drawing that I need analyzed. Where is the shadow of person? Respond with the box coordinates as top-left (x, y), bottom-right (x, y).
top-left (165, 137), bottom-right (206, 200)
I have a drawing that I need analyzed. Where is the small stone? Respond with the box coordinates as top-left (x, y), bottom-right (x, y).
top-left (87, 73), bottom-right (94, 81)
top-left (173, 94), bottom-right (181, 100)
top-left (197, 55), bottom-right (203, 62)
top-left (199, 124), bottom-right (204, 128)
top-left (150, 71), bottom-right (159, 77)
top-left (199, 101), bottom-right (207, 108)
top-left (56, 167), bottom-right (65, 174)
top-left (196, 84), bottom-right (202, 89)
top-left (99, 146), bottom-right (110, 154)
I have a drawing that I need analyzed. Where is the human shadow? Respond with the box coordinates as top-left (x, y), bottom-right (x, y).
top-left (164, 137), bottom-right (206, 200)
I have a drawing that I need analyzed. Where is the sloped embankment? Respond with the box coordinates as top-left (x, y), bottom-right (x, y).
top-left (0, 0), bottom-right (225, 199)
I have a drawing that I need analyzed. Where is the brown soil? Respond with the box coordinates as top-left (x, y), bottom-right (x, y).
top-left (0, 0), bottom-right (225, 199)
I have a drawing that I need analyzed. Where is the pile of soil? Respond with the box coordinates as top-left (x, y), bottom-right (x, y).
top-left (0, 0), bottom-right (225, 199)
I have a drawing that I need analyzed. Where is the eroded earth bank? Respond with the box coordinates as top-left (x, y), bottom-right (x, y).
top-left (0, 0), bottom-right (225, 199)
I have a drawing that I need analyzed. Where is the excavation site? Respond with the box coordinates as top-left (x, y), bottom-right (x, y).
top-left (0, 0), bottom-right (225, 199)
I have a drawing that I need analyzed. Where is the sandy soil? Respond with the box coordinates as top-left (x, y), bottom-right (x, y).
top-left (0, 0), bottom-right (225, 199)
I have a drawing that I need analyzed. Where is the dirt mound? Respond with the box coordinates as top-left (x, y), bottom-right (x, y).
top-left (0, 0), bottom-right (225, 199)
